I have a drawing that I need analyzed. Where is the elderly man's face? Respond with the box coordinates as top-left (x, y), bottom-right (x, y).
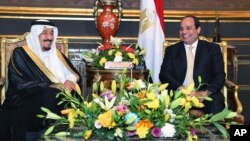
top-left (39, 26), bottom-right (54, 51)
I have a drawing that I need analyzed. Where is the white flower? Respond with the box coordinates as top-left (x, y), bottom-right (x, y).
top-left (114, 128), bottom-right (123, 138)
top-left (110, 36), bottom-right (122, 46)
top-left (161, 123), bottom-right (176, 138)
top-left (164, 109), bottom-right (176, 123)
top-left (114, 56), bottom-right (123, 62)
top-left (137, 79), bottom-right (146, 88)
top-left (46, 112), bottom-right (62, 120)
top-left (94, 96), bottom-right (116, 111)
top-left (119, 97), bottom-right (130, 105)
top-left (94, 121), bottom-right (102, 129)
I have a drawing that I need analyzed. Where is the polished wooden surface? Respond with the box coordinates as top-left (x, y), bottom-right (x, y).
top-left (86, 68), bottom-right (149, 86)
top-left (85, 68), bottom-right (149, 98)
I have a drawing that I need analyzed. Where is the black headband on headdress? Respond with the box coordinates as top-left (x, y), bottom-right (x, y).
top-left (31, 20), bottom-right (55, 26)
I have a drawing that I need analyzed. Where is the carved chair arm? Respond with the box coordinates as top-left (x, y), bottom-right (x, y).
top-left (0, 77), bottom-right (5, 87)
top-left (225, 79), bottom-right (243, 114)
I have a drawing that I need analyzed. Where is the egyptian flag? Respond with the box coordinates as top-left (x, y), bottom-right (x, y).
top-left (138, 0), bottom-right (165, 83)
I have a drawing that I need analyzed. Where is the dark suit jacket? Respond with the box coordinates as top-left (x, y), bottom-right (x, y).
top-left (159, 40), bottom-right (225, 93)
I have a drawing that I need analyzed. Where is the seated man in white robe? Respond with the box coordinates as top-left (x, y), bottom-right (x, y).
top-left (1, 19), bottom-right (82, 140)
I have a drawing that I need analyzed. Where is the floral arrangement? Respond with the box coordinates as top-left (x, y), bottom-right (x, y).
top-left (81, 36), bottom-right (145, 69)
top-left (38, 70), bottom-right (237, 140)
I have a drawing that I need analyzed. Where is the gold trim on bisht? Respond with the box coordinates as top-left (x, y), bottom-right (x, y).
top-left (56, 49), bottom-right (80, 82)
top-left (22, 45), bottom-right (58, 83)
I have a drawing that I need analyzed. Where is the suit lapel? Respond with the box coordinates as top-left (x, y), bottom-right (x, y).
top-left (194, 40), bottom-right (205, 78)
top-left (179, 43), bottom-right (187, 73)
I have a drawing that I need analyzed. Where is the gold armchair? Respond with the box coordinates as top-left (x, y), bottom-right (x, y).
top-left (0, 33), bottom-right (69, 103)
top-left (198, 36), bottom-right (243, 116)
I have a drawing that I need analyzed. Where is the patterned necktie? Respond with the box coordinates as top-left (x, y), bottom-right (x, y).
top-left (185, 45), bottom-right (194, 86)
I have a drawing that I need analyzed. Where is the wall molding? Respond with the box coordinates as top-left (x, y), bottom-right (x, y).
top-left (1, 6), bottom-right (250, 19)
top-left (1, 35), bottom-right (250, 42)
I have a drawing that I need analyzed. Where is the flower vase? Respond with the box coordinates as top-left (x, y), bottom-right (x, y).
top-left (94, 0), bottom-right (122, 45)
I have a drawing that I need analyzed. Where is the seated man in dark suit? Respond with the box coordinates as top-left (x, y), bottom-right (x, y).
top-left (0, 19), bottom-right (82, 140)
top-left (159, 15), bottom-right (225, 114)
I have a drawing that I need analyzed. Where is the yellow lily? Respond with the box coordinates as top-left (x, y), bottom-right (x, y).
top-left (181, 83), bottom-right (195, 95)
top-left (74, 83), bottom-right (81, 95)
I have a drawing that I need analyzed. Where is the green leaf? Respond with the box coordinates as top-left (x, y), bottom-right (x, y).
top-left (125, 116), bottom-right (137, 124)
top-left (212, 122), bottom-right (229, 139)
top-left (55, 132), bottom-right (69, 137)
top-left (41, 107), bottom-right (51, 113)
top-left (204, 96), bottom-right (213, 101)
top-left (139, 49), bottom-right (146, 55)
top-left (66, 90), bottom-right (72, 96)
top-left (111, 80), bottom-right (117, 94)
top-left (70, 103), bottom-right (77, 109)
top-left (122, 68), bottom-right (128, 74)
top-left (170, 90), bottom-right (174, 97)
top-left (57, 101), bottom-right (64, 105)
top-left (126, 126), bottom-right (136, 131)
top-left (144, 109), bottom-right (152, 114)
top-left (36, 114), bottom-right (45, 118)
top-left (225, 112), bottom-right (237, 119)
top-left (174, 90), bottom-right (182, 99)
top-left (107, 131), bottom-right (115, 140)
top-left (100, 81), bottom-right (104, 92)
top-left (46, 112), bottom-right (62, 120)
top-left (44, 126), bottom-right (55, 136)
top-left (170, 98), bottom-right (182, 109)
top-left (134, 80), bottom-right (141, 91)
top-left (209, 108), bottom-right (230, 122)
top-left (92, 82), bottom-right (98, 93)
top-left (198, 75), bottom-right (202, 84)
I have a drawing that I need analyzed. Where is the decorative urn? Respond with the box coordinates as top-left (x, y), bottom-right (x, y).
top-left (94, 0), bottom-right (122, 45)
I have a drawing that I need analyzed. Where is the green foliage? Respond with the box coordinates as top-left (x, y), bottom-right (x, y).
top-left (38, 70), bottom-right (237, 140)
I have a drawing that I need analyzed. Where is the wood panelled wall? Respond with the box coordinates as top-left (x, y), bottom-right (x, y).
top-left (0, 0), bottom-right (250, 123)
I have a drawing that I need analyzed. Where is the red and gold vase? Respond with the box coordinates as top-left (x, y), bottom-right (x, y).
top-left (94, 0), bottom-right (122, 45)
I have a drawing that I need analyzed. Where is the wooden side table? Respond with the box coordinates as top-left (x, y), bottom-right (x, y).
top-left (85, 68), bottom-right (149, 98)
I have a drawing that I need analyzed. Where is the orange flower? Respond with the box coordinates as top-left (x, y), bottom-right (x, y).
top-left (134, 90), bottom-right (147, 99)
top-left (135, 120), bottom-right (154, 139)
top-left (61, 108), bottom-right (74, 115)
top-left (135, 119), bottom-right (153, 129)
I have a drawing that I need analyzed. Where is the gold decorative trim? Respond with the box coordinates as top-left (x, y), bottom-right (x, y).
top-left (1, 35), bottom-right (250, 43)
top-left (56, 50), bottom-right (80, 82)
top-left (1, 6), bottom-right (250, 18)
top-left (22, 45), bottom-right (58, 82)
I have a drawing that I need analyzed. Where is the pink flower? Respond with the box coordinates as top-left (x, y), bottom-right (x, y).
top-left (190, 127), bottom-right (196, 136)
top-left (151, 127), bottom-right (161, 138)
top-left (115, 103), bottom-right (129, 115)
top-left (127, 131), bottom-right (137, 136)
top-left (101, 90), bottom-right (114, 100)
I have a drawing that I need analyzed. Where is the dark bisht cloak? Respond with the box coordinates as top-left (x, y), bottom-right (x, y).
top-left (2, 45), bottom-right (81, 132)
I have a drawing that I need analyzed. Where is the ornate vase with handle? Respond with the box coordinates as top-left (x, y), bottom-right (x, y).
top-left (93, 0), bottom-right (122, 45)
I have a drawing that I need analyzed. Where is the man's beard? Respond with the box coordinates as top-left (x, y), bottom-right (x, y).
top-left (42, 39), bottom-right (52, 51)
top-left (43, 46), bottom-right (51, 51)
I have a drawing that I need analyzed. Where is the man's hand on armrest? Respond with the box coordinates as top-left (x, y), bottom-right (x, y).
top-left (50, 80), bottom-right (76, 92)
